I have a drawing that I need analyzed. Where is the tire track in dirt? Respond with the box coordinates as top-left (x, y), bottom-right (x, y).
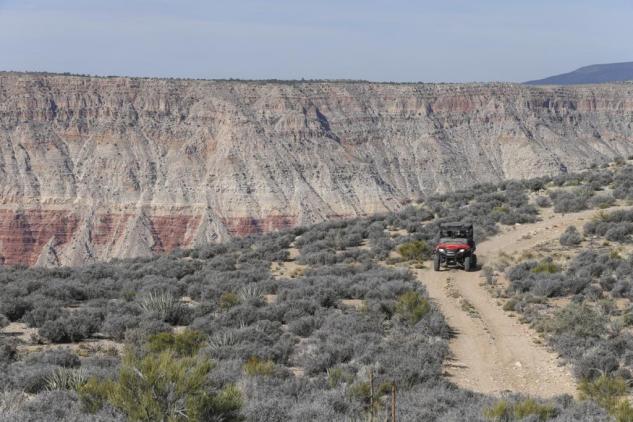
top-left (414, 206), bottom-right (631, 397)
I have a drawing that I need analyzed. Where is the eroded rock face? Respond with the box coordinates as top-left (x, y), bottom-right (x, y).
top-left (1, 73), bottom-right (632, 266)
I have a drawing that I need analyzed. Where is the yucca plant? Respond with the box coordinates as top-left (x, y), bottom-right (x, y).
top-left (237, 284), bottom-right (263, 302)
top-left (207, 332), bottom-right (240, 352)
top-left (140, 291), bottom-right (177, 316)
top-left (139, 291), bottom-right (187, 324)
top-left (45, 367), bottom-right (88, 391)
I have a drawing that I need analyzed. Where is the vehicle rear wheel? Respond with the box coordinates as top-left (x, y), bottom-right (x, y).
top-left (464, 256), bottom-right (473, 272)
top-left (472, 254), bottom-right (478, 270)
top-left (433, 254), bottom-right (440, 271)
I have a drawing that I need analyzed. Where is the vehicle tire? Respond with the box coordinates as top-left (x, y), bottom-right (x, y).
top-left (464, 256), bottom-right (472, 272)
top-left (472, 254), bottom-right (478, 270)
top-left (433, 254), bottom-right (440, 271)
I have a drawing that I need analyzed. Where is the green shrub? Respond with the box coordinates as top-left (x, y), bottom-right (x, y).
top-left (348, 382), bottom-right (371, 403)
top-left (513, 399), bottom-right (555, 420)
top-left (579, 375), bottom-right (629, 416)
top-left (610, 249), bottom-right (623, 260)
top-left (147, 330), bottom-right (206, 357)
top-left (484, 399), bottom-right (510, 420)
top-left (79, 378), bottom-right (109, 414)
top-left (327, 367), bottom-right (353, 388)
top-left (219, 292), bottom-right (240, 310)
top-left (531, 259), bottom-right (560, 274)
top-left (612, 400), bottom-right (633, 422)
top-left (503, 299), bottom-right (517, 312)
top-left (79, 349), bottom-right (241, 421)
top-left (122, 289), bottom-right (136, 301)
top-left (347, 380), bottom-right (391, 414)
top-left (398, 240), bottom-right (430, 262)
top-left (243, 356), bottom-right (275, 377)
top-left (484, 398), bottom-right (555, 421)
top-left (395, 291), bottom-right (430, 324)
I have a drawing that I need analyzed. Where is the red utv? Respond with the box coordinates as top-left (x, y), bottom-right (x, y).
top-left (433, 223), bottom-right (477, 272)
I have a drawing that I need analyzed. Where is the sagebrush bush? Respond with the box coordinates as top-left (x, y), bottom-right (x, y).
top-left (574, 347), bottom-right (620, 380)
top-left (590, 194), bottom-right (616, 209)
top-left (23, 302), bottom-right (63, 328)
top-left (584, 210), bottom-right (633, 243)
top-left (2, 389), bottom-right (124, 422)
top-left (39, 310), bottom-right (103, 343)
top-left (613, 165), bottom-right (633, 200)
top-left (27, 349), bottom-right (80, 368)
top-left (0, 297), bottom-right (32, 321)
top-left (288, 316), bottom-right (318, 337)
top-left (101, 311), bottom-right (141, 341)
top-left (0, 338), bottom-right (17, 365)
top-left (539, 302), bottom-right (607, 339)
top-left (2, 162), bottom-right (629, 421)
top-left (550, 188), bottom-right (593, 213)
top-left (0, 389), bottom-right (28, 416)
top-left (0, 313), bottom-right (8, 329)
top-left (6, 362), bottom-right (58, 393)
top-left (535, 196), bottom-right (551, 208)
top-left (560, 226), bottom-right (583, 246)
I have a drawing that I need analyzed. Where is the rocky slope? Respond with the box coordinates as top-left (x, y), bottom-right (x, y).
top-left (1, 72), bottom-right (633, 266)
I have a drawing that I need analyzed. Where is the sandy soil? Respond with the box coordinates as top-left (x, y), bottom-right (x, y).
top-left (340, 299), bottom-right (366, 310)
top-left (270, 247), bottom-right (306, 279)
top-left (414, 205), bottom-right (632, 398)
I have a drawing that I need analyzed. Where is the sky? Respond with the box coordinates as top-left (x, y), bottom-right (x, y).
top-left (1, 0), bottom-right (632, 83)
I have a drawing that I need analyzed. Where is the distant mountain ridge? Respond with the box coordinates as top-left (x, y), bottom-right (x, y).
top-left (526, 62), bottom-right (633, 85)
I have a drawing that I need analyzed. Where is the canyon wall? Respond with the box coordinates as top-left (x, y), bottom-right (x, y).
top-left (1, 73), bottom-right (632, 266)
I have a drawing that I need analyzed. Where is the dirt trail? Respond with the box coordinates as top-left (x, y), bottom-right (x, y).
top-left (415, 206), bottom-right (630, 397)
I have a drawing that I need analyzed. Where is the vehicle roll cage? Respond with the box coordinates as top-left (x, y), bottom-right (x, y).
top-left (438, 223), bottom-right (473, 240)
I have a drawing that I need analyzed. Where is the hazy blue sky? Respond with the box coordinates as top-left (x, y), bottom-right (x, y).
top-left (1, 0), bottom-right (632, 82)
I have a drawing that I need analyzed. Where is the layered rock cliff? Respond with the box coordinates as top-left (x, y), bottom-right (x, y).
top-left (1, 73), bottom-right (632, 266)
